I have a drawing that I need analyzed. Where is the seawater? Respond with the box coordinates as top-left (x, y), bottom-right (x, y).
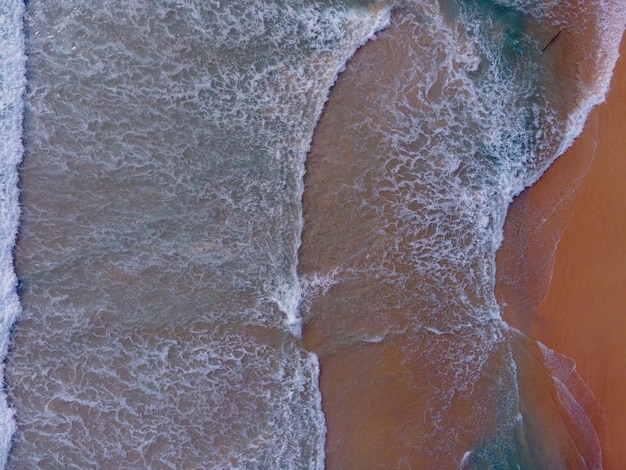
top-left (0, 0), bottom-right (25, 464)
top-left (2, 0), bottom-right (625, 469)
top-left (5, 1), bottom-right (388, 468)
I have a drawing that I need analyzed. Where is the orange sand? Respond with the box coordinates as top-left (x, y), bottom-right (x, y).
top-left (498, 36), bottom-right (626, 469)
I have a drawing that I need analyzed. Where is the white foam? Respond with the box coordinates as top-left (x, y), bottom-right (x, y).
top-left (361, 334), bottom-right (386, 343)
top-left (270, 280), bottom-right (303, 336)
top-left (537, 342), bottom-right (605, 469)
top-left (0, 0), bottom-right (25, 465)
top-left (459, 450), bottom-right (474, 469)
top-left (523, 0), bottom-right (626, 191)
top-left (289, 4), bottom-right (392, 334)
top-left (7, 1), bottom-right (394, 467)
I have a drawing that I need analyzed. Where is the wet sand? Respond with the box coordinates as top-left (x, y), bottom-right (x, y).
top-left (498, 35), bottom-right (626, 470)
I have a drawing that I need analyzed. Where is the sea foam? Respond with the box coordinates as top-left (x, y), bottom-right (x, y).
top-left (0, 0), bottom-right (25, 465)
top-left (4, 1), bottom-right (393, 467)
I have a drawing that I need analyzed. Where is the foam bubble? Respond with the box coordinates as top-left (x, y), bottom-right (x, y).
top-left (0, 0), bottom-right (25, 465)
top-left (7, 1), bottom-right (391, 467)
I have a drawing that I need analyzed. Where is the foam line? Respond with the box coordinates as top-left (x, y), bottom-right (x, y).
top-left (0, 0), bottom-right (26, 465)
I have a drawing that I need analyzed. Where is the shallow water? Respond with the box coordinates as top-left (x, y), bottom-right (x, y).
top-left (5, 1), bottom-right (389, 467)
top-left (299, 0), bottom-right (625, 468)
top-left (498, 35), bottom-right (626, 468)
top-left (2, 0), bottom-right (625, 468)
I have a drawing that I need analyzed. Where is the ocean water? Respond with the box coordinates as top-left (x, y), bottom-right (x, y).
top-left (1, 0), bottom-right (624, 469)
top-left (4, 1), bottom-right (389, 468)
top-left (0, 0), bottom-right (25, 464)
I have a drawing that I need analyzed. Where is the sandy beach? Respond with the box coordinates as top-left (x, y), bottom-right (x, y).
top-left (300, 0), bottom-right (624, 467)
top-left (6, 0), bottom-right (622, 467)
top-left (498, 35), bottom-right (626, 469)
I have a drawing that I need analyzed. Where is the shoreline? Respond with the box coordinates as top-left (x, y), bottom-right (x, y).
top-left (297, 2), bottom-right (608, 467)
top-left (497, 33), bottom-right (626, 469)
top-left (299, 1), bottom-right (625, 466)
